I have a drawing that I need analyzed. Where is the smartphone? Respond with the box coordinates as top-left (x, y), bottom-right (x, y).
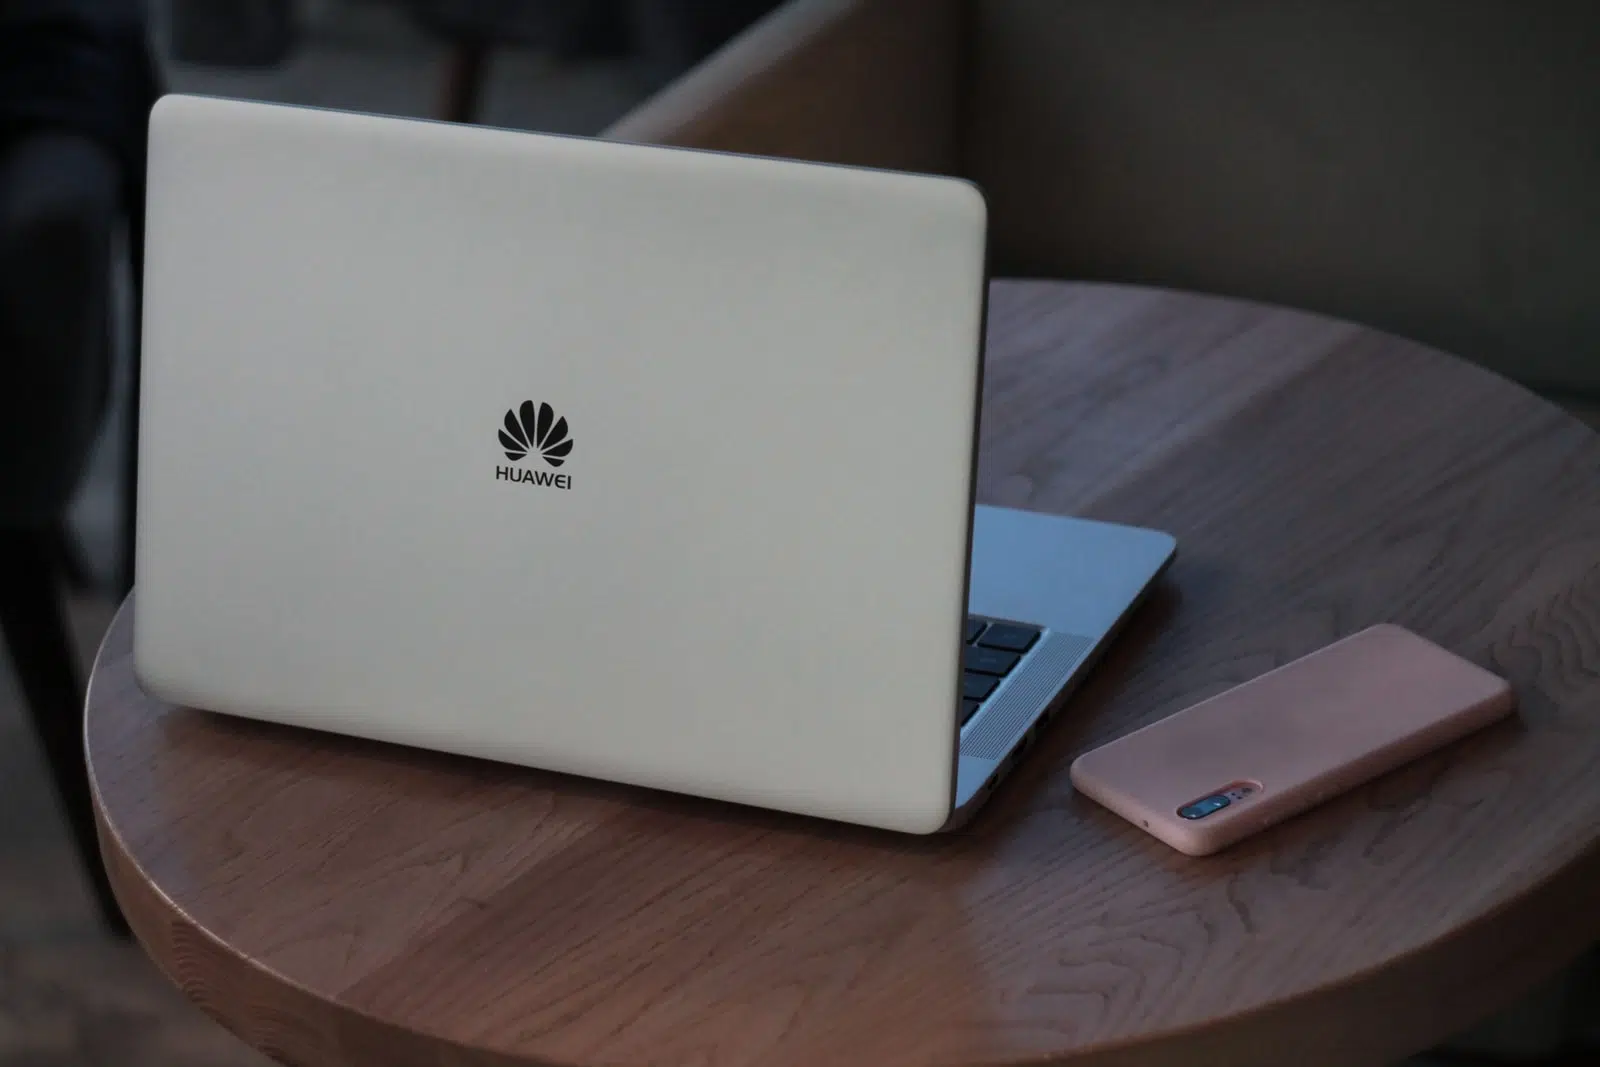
top-left (1069, 624), bottom-right (1515, 855)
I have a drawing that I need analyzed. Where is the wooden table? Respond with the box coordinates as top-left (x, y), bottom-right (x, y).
top-left (89, 281), bottom-right (1600, 1067)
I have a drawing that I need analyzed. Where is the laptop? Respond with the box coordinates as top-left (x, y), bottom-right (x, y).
top-left (135, 94), bottom-right (1176, 834)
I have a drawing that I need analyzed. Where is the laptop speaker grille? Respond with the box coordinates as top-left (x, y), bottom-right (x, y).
top-left (961, 631), bottom-right (1096, 760)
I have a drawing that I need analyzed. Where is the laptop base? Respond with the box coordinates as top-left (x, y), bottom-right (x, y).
top-left (943, 506), bottom-right (1175, 830)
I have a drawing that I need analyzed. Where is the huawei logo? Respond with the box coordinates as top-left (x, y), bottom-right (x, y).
top-left (500, 401), bottom-right (572, 466)
top-left (496, 401), bottom-right (574, 490)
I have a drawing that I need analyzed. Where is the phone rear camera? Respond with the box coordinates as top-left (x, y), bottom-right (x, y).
top-left (1178, 794), bottom-right (1231, 820)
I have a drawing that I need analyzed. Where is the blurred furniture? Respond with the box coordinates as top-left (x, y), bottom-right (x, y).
top-left (404, 0), bottom-right (779, 122)
top-left (403, 0), bottom-right (628, 122)
top-left (91, 281), bottom-right (1600, 1067)
top-left (0, 132), bottom-right (124, 934)
top-left (627, 0), bottom-right (791, 92)
top-left (167, 0), bottom-right (299, 67)
top-left (603, 0), bottom-right (1600, 397)
top-left (1, 0), bottom-right (160, 935)
top-left (165, 0), bottom-right (783, 124)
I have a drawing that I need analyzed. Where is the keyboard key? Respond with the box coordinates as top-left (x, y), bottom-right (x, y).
top-left (965, 645), bottom-right (1020, 677)
top-left (964, 617), bottom-right (986, 644)
top-left (960, 698), bottom-right (982, 726)
top-left (962, 672), bottom-right (997, 702)
top-left (977, 623), bottom-right (1041, 653)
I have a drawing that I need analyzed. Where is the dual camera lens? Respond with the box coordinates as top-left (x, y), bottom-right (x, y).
top-left (1178, 794), bottom-right (1229, 820)
top-left (1177, 782), bottom-right (1258, 820)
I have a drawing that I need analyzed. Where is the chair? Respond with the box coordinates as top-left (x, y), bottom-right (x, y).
top-left (602, 0), bottom-right (1600, 397)
top-left (598, 0), bottom-right (1600, 1056)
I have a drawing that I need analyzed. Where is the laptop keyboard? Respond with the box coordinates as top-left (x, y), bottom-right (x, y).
top-left (961, 616), bottom-right (1042, 727)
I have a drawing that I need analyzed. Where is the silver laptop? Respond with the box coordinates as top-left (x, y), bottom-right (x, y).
top-left (135, 95), bottom-right (1175, 834)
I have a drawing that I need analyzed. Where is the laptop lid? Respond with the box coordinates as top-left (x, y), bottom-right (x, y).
top-left (135, 95), bottom-right (988, 833)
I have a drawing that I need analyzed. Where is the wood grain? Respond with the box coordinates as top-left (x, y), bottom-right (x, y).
top-left (89, 281), bottom-right (1600, 1067)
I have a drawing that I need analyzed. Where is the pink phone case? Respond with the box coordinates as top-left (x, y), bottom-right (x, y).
top-left (1069, 624), bottom-right (1516, 855)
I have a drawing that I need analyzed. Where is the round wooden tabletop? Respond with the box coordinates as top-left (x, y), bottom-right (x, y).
top-left (90, 281), bottom-right (1600, 1067)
